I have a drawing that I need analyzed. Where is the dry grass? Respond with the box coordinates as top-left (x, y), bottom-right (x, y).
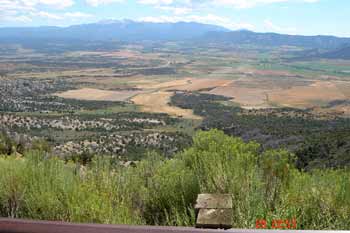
top-left (174, 79), bottom-right (232, 91)
top-left (136, 78), bottom-right (231, 91)
top-left (135, 78), bottom-right (192, 90)
top-left (11, 68), bottom-right (117, 80)
top-left (55, 88), bottom-right (141, 101)
top-left (65, 50), bottom-right (142, 59)
top-left (132, 78), bottom-right (232, 118)
top-left (207, 83), bottom-right (270, 108)
top-left (336, 81), bottom-right (350, 99)
top-left (102, 50), bottom-right (141, 58)
top-left (312, 105), bottom-right (350, 117)
top-left (132, 91), bottom-right (201, 119)
top-left (269, 81), bottom-right (346, 108)
top-left (242, 69), bottom-right (295, 77)
top-left (203, 79), bottom-right (349, 109)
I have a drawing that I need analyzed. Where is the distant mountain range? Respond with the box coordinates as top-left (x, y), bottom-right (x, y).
top-left (0, 20), bottom-right (228, 42)
top-left (1, 20), bottom-right (350, 52)
top-left (319, 45), bottom-right (350, 59)
top-left (198, 30), bottom-right (350, 50)
top-left (287, 44), bottom-right (350, 61)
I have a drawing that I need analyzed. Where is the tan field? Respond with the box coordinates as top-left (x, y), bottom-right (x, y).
top-left (55, 88), bottom-right (141, 101)
top-left (232, 67), bottom-right (290, 76)
top-left (136, 78), bottom-right (232, 91)
top-left (136, 78), bottom-right (192, 90)
top-left (25, 48), bottom-right (350, 115)
top-left (69, 77), bottom-right (348, 115)
top-left (207, 84), bottom-right (270, 108)
top-left (336, 82), bottom-right (350, 98)
top-left (269, 81), bottom-right (346, 108)
top-left (101, 50), bottom-right (141, 58)
top-left (174, 79), bottom-right (232, 91)
top-left (333, 105), bottom-right (350, 116)
top-left (53, 72), bottom-right (350, 116)
top-left (313, 104), bottom-right (350, 117)
top-left (66, 50), bottom-right (142, 59)
top-left (131, 78), bottom-right (233, 118)
top-left (240, 68), bottom-right (295, 77)
top-left (200, 78), bottom-right (350, 109)
top-left (131, 91), bottom-right (201, 119)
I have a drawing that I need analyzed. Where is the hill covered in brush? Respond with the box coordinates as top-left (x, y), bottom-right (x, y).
top-left (0, 130), bottom-right (349, 229)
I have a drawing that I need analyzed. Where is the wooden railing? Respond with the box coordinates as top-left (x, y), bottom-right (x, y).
top-left (0, 218), bottom-right (340, 233)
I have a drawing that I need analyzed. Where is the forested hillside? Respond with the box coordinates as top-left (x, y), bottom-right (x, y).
top-left (170, 92), bottom-right (350, 170)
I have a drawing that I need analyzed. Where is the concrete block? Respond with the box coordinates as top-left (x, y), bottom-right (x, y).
top-left (196, 209), bottom-right (232, 229)
top-left (195, 194), bottom-right (232, 209)
top-left (195, 194), bottom-right (233, 229)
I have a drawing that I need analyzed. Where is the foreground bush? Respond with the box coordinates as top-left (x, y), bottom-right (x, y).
top-left (0, 129), bottom-right (349, 229)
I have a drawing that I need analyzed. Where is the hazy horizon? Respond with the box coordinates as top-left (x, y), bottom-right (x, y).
top-left (1, 18), bottom-right (349, 39)
top-left (0, 0), bottom-right (349, 37)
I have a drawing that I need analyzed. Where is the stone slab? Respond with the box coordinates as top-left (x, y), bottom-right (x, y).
top-left (195, 194), bottom-right (232, 209)
top-left (195, 208), bottom-right (232, 229)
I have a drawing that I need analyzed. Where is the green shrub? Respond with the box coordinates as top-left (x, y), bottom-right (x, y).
top-left (0, 152), bottom-right (140, 224)
top-left (0, 130), bottom-right (349, 229)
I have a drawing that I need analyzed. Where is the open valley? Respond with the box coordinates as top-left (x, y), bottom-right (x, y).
top-left (1, 19), bottom-right (350, 229)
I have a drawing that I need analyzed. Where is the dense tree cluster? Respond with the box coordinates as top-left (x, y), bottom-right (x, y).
top-left (171, 92), bottom-right (350, 170)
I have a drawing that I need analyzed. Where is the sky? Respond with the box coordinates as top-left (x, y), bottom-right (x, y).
top-left (0, 0), bottom-right (349, 37)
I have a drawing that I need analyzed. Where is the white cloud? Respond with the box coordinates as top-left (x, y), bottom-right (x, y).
top-left (139, 14), bottom-right (255, 30)
top-left (0, 0), bottom-right (35, 12)
top-left (136, 0), bottom-right (319, 8)
top-left (30, 11), bottom-right (93, 20)
top-left (263, 19), bottom-right (297, 34)
top-left (13, 15), bottom-right (33, 22)
top-left (21, 0), bottom-right (74, 9)
top-left (140, 15), bottom-right (181, 23)
top-left (0, 15), bottom-right (33, 23)
top-left (136, 0), bottom-right (319, 9)
top-left (64, 12), bottom-right (94, 18)
top-left (157, 6), bottom-right (192, 15)
top-left (211, 0), bottom-right (319, 8)
top-left (85, 0), bottom-right (124, 7)
top-left (0, 1), bottom-right (33, 24)
top-left (138, 0), bottom-right (173, 5)
top-left (34, 11), bottom-right (63, 20)
top-left (0, 0), bottom-right (93, 24)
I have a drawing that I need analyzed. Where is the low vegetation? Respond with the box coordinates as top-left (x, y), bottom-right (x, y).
top-left (0, 130), bottom-right (349, 229)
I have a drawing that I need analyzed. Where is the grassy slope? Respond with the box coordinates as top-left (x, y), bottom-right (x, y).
top-left (0, 130), bottom-right (349, 229)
